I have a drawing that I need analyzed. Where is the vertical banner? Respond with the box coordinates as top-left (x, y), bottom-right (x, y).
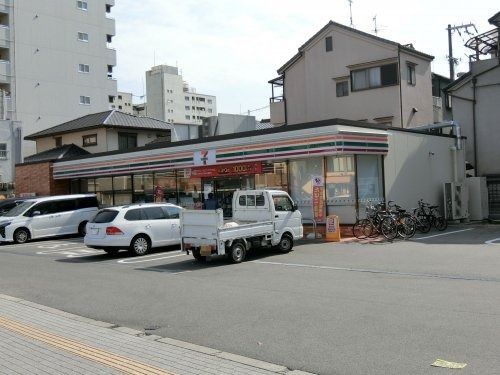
top-left (312, 175), bottom-right (325, 222)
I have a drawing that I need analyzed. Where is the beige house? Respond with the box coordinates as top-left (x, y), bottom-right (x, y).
top-left (25, 110), bottom-right (173, 155)
top-left (269, 21), bottom-right (434, 128)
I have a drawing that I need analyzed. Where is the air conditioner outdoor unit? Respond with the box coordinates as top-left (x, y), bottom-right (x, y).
top-left (444, 182), bottom-right (469, 220)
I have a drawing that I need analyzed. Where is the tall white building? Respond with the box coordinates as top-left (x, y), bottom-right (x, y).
top-left (0, 0), bottom-right (117, 168)
top-left (146, 65), bottom-right (217, 124)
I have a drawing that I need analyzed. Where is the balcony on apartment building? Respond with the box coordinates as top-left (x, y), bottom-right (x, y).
top-left (0, 46), bottom-right (10, 84)
top-left (0, 10), bottom-right (10, 49)
top-left (0, 0), bottom-right (11, 14)
top-left (106, 45), bottom-right (117, 67)
top-left (269, 76), bottom-right (285, 125)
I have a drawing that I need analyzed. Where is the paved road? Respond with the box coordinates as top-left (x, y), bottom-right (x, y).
top-left (1, 225), bottom-right (500, 374)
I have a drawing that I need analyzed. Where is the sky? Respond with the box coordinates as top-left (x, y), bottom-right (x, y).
top-left (112, 1), bottom-right (498, 119)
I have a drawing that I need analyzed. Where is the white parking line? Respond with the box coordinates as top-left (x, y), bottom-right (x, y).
top-left (36, 246), bottom-right (91, 255)
top-left (0, 241), bottom-right (83, 250)
top-left (485, 238), bottom-right (500, 245)
top-left (117, 252), bottom-right (185, 264)
top-left (413, 228), bottom-right (475, 241)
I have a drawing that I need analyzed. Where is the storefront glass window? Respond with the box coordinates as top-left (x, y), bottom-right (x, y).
top-left (255, 162), bottom-right (288, 191)
top-left (326, 155), bottom-right (356, 223)
top-left (356, 155), bottom-right (384, 209)
top-left (177, 170), bottom-right (202, 209)
top-left (94, 177), bottom-right (113, 207)
top-left (133, 174), bottom-right (154, 203)
top-left (155, 171), bottom-right (178, 204)
top-left (289, 157), bottom-right (324, 220)
top-left (113, 175), bottom-right (132, 205)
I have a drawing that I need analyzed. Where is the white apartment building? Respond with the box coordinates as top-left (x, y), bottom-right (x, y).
top-left (0, 0), bottom-right (117, 188)
top-left (269, 21), bottom-right (434, 128)
top-left (111, 91), bottom-right (133, 114)
top-left (146, 65), bottom-right (217, 124)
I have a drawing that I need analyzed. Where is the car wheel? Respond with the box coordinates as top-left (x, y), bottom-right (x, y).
top-left (277, 234), bottom-right (293, 253)
top-left (129, 235), bottom-right (150, 256)
top-left (229, 242), bottom-right (246, 263)
top-left (78, 221), bottom-right (88, 236)
top-left (13, 228), bottom-right (30, 244)
top-left (192, 248), bottom-right (206, 262)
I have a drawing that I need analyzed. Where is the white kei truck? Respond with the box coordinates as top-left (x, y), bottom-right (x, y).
top-left (180, 190), bottom-right (303, 263)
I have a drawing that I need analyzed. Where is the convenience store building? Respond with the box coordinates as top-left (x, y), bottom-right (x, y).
top-left (27, 118), bottom-right (464, 224)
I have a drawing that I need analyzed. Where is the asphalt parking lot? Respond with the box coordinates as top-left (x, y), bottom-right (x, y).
top-left (1, 224), bottom-right (500, 375)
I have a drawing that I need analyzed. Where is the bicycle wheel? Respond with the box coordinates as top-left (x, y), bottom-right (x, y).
top-left (417, 215), bottom-right (432, 233)
top-left (353, 219), bottom-right (367, 239)
top-left (381, 217), bottom-right (398, 240)
top-left (435, 216), bottom-right (448, 231)
top-left (398, 215), bottom-right (417, 239)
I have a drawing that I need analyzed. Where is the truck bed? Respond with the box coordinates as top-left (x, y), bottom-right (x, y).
top-left (180, 209), bottom-right (274, 243)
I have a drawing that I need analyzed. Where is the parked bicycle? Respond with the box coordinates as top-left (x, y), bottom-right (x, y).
top-left (413, 199), bottom-right (447, 232)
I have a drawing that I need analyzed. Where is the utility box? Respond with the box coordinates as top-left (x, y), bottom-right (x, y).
top-left (466, 177), bottom-right (489, 220)
top-left (444, 182), bottom-right (469, 220)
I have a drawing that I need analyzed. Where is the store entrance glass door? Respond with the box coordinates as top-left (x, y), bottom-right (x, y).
top-left (203, 176), bottom-right (254, 217)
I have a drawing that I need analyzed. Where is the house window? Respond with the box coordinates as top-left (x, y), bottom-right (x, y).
top-left (78, 64), bottom-right (90, 73)
top-left (407, 63), bottom-right (416, 85)
top-left (351, 63), bottom-right (398, 91)
top-left (208, 109), bottom-right (213, 113)
top-left (0, 143), bottom-right (6, 159)
top-left (82, 134), bottom-right (97, 147)
top-left (106, 34), bottom-right (113, 43)
top-left (325, 36), bottom-right (333, 52)
top-left (117, 95), bottom-right (122, 100)
top-left (118, 105), bottom-right (122, 109)
top-left (185, 115), bottom-right (190, 120)
top-left (336, 81), bottom-right (349, 97)
top-left (108, 95), bottom-right (114, 103)
top-left (79, 95), bottom-right (91, 105)
top-left (185, 96), bottom-right (189, 101)
top-left (77, 32), bottom-right (89, 42)
top-left (208, 99), bottom-right (213, 104)
top-left (77, 1), bottom-right (88, 10)
top-left (55, 137), bottom-right (62, 147)
top-left (118, 133), bottom-right (137, 150)
top-left (185, 106), bottom-right (190, 110)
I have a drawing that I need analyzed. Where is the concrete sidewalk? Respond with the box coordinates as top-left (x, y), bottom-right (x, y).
top-left (0, 294), bottom-right (313, 375)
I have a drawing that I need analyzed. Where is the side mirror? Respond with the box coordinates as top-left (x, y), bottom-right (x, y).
top-left (292, 203), bottom-right (298, 212)
top-left (31, 211), bottom-right (41, 217)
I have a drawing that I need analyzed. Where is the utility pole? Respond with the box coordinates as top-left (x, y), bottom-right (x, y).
top-left (446, 23), bottom-right (477, 80)
top-left (373, 15), bottom-right (378, 35)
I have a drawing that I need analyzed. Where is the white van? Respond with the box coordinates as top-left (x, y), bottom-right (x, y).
top-left (0, 194), bottom-right (99, 244)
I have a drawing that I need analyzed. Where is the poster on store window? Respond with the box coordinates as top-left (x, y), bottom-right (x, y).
top-left (193, 149), bottom-right (216, 166)
top-left (311, 175), bottom-right (325, 222)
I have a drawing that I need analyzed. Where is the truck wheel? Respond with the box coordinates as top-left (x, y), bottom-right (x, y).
top-left (229, 242), bottom-right (246, 263)
top-left (277, 234), bottom-right (293, 253)
top-left (192, 249), bottom-right (206, 262)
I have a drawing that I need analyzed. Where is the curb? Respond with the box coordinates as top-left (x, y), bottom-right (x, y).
top-left (0, 294), bottom-right (316, 375)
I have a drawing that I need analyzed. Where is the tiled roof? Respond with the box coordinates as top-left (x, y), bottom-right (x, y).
top-left (25, 110), bottom-right (173, 140)
top-left (23, 144), bottom-right (91, 163)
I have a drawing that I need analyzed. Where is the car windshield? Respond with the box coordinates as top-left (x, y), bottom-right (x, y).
top-left (3, 201), bottom-right (35, 217)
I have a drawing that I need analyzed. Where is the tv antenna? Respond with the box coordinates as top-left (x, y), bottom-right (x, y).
top-left (347, 0), bottom-right (354, 28)
top-left (372, 15), bottom-right (387, 35)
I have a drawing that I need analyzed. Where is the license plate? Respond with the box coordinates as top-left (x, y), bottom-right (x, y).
top-left (200, 245), bottom-right (211, 256)
top-left (91, 228), bottom-right (99, 235)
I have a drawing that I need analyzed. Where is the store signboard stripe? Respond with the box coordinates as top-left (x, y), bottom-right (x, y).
top-left (53, 132), bottom-right (388, 173)
top-left (54, 139), bottom-right (389, 178)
